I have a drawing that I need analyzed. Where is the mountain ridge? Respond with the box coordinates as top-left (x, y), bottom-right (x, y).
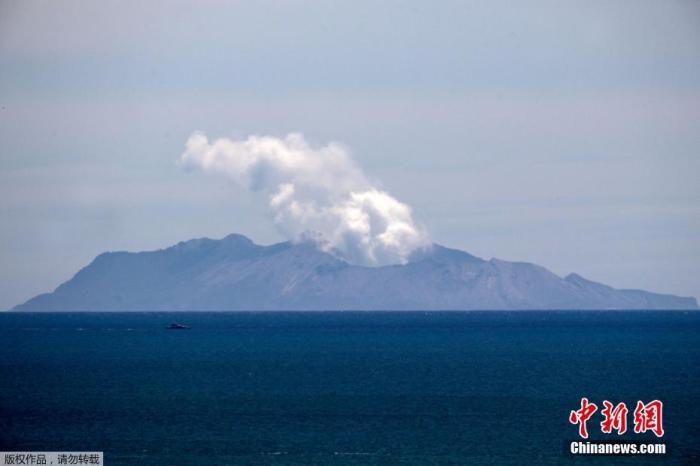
top-left (13, 233), bottom-right (698, 311)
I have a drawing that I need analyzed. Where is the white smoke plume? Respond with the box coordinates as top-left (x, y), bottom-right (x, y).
top-left (178, 132), bottom-right (431, 266)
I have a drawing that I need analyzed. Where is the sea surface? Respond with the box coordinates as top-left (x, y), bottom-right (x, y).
top-left (1, 311), bottom-right (699, 465)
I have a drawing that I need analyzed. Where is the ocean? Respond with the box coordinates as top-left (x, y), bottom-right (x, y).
top-left (1, 311), bottom-right (698, 465)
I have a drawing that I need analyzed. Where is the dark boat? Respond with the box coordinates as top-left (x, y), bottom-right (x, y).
top-left (166, 322), bottom-right (190, 330)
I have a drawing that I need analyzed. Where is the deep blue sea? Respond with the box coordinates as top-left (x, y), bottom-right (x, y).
top-left (1, 311), bottom-right (699, 465)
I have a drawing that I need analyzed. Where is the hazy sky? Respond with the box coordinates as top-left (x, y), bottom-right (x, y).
top-left (1, 0), bottom-right (699, 309)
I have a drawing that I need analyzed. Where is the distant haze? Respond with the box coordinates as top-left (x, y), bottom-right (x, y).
top-left (1, 1), bottom-right (699, 309)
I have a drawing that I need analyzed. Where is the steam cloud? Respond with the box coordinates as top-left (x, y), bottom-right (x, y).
top-left (179, 132), bottom-right (431, 266)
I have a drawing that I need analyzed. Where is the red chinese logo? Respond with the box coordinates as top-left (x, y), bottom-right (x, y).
top-left (600, 401), bottom-right (628, 435)
top-left (633, 400), bottom-right (664, 438)
top-left (570, 398), bottom-right (664, 438)
top-left (569, 397), bottom-right (598, 439)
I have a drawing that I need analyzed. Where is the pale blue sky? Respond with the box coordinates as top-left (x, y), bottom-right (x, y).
top-left (1, 0), bottom-right (699, 309)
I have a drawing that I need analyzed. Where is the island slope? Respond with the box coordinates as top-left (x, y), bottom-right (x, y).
top-left (14, 234), bottom-right (698, 311)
